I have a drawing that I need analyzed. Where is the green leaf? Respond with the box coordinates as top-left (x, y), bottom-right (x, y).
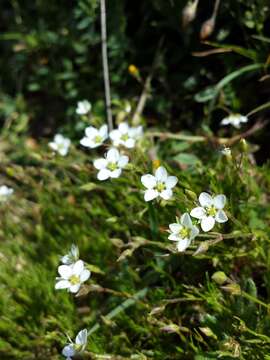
top-left (174, 153), bottom-right (200, 165)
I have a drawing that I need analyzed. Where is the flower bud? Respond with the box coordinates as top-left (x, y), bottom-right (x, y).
top-left (128, 64), bottom-right (139, 77)
top-left (200, 17), bottom-right (215, 40)
top-left (184, 189), bottom-right (197, 201)
top-left (240, 138), bottom-right (248, 152)
top-left (221, 283), bottom-right (241, 295)
top-left (152, 159), bottom-right (161, 170)
top-left (212, 271), bottom-right (228, 285)
top-left (182, 1), bottom-right (198, 28)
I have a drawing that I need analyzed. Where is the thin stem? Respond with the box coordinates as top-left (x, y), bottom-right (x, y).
top-left (100, 0), bottom-right (113, 131)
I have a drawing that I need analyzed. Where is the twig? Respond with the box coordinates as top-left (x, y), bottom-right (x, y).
top-left (100, 0), bottom-right (113, 131)
top-left (132, 38), bottom-right (164, 124)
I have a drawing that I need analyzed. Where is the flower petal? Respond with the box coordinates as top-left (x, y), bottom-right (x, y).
top-left (215, 210), bottom-right (228, 223)
top-left (93, 158), bottom-right (107, 170)
top-left (62, 345), bottom-right (76, 357)
top-left (80, 269), bottom-right (91, 282)
top-left (125, 138), bottom-right (135, 148)
top-left (190, 207), bottom-right (205, 219)
top-left (166, 176), bottom-right (178, 189)
top-left (99, 124), bottom-right (108, 137)
top-left (155, 166), bottom-right (167, 182)
top-left (73, 260), bottom-right (84, 276)
top-left (109, 130), bottom-right (120, 141)
top-left (109, 169), bottom-right (122, 178)
top-left (106, 148), bottom-right (119, 162)
top-left (199, 192), bottom-right (213, 207)
top-left (160, 189), bottom-right (173, 200)
top-left (169, 223), bottom-right (181, 233)
top-left (80, 137), bottom-right (96, 148)
top-left (144, 189), bottom-right (158, 201)
top-left (69, 284), bottom-right (81, 293)
top-left (75, 329), bottom-right (88, 346)
top-left (55, 280), bottom-right (70, 289)
top-left (201, 216), bottom-right (215, 232)
top-left (213, 194), bottom-right (226, 209)
top-left (118, 155), bottom-right (129, 168)
top-left (97, 169), bottom-right (110, 181)
top-left (181, 213), bottom-right (192, 227)
top-left (85, 126), bottom-right (97, 138)
top-left (141, 174), bottom-right (157, 189)
top-left (168, 233), bottom-right (180, 241)
top-left (119, 122), bottom-right (129, 133)
top-left (58, 265), bottom-right (72, 279)
top-left (177, 239), bottom-right (191, 252)
top-left (190, 226), bottom-right (200, 239)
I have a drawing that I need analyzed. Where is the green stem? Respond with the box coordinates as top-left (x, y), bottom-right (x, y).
top-left (148, 202), bottom-right (158, 239)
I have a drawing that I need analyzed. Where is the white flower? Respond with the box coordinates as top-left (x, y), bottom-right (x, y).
top-left (80, 125), bottom-right (108, 148)
top-left (221, 147), bottom-right (231, 156)
top-left (141, 166), bottom-right (178, 202)
top-left (76, 100), bottom-right (91, 115)
top-left (221, 114), bottom-right (248, 129)
top-left (168, 213), bottom-right (199, 252)
top-left (55, 260), bottom-right (91, 293)
top-left (61, 245), bottom-right (79, 265)
top-left (49, 134), bottom-right (71, 156)
top-left (62, 329), bottom-right (88, 360)
top-left (109, 122), bottom-right (143, 148)
top-left (0, 185), bottom-right (14, 202)
top-left (190, 192), bottom-right (228, 232)
top-left (93, 148), bottom-right (129, 181)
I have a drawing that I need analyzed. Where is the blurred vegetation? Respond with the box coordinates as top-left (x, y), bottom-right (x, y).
top-left (1, 0), bottom-right (270, 359)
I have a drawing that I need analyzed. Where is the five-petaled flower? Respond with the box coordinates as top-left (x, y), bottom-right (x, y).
top-left (76, 100), bottom-right (91, 115)
top-left (49, 134), bottom-right (71, 156)
top-left (55, 260), bottom-right (91, 293)
top-left (109, 122), bottom-right (143, 148)
top-left (62, 329), bottom-right (88, 360)
top-left (141, 166), bottom-right (178, 202)
top-left (0, 185), bottom-right (14, 202)
top-left (190, 192), bottom-right (228, 232)
top-left (93, 148), bottom-right (129, 181)
top-left (168, 213), bottom-right (199, 252)
top-left (221, 114), bottom-right (248, 129)
top-left (80, 125), bottom-right (108, 148)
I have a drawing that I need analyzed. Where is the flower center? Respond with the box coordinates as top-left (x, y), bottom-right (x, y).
top-left (155, 182), bottom-right (166, 192)
top-left (94, 135), bottom-right (102, 143)
top-left (179, 227), bottom-right (191, 239)
top-left (120, 133), bottom-right (129, 141)
top-left (206, 205), bottom-right (217, 217)
top-left (69, 275), bottom-right (80, 285)
top-left (107, 162), bottom-right (118, 171)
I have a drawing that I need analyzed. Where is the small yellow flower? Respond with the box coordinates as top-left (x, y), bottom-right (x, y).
top-left (128, 64), bottom-right (139, 76)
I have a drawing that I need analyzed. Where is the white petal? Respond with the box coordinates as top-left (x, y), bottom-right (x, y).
top-left (55, 280), bottom-right (70, 289)
top-left (97, 169), bottom-right (110, 181)
top-left (110, 169), bottom-right (122, 178)
top-left (125, 138), bottom-right (135, 148)
top-left (155, 166), bottom-right (168, 182)
top-left (80, 137), bottom-right (97, 148)
top-left (119, 122), bottom-right (129, 133)
top-left (49, 142), bottom-right (58, 151)
top-left (106, 148), bottom-right (119, 162)
top-left (58, 265), bottom-right (72, 279)
top-left (168, 234), bottom-right (180, 241)
top-left (190, 226), bottom-right (200, 239)
top-left (75, 329), bottom-right (88, 345)
top-left (144, 189), bottom-right (158, 202)
top-left (100, 124), bottom-right (108, 137)
top-left (181, 213), bottom-right (192, 227)
top-left (73, 260), bottom-right (84, 276)
top-left (118, 155), bottom-right (129, 168)
top-left (215, 210), bottom-right (228, 223)
top-left (160, 189), bottom-right (173, 200)
top-left (109, 130), bottom-right (120, 141)
top-left (141, 174), bottom-right (157, 189)
top-left (93, 158), bottom-right (107, 170)
top-left (54, 134), bottom-right (64, 143)
top-left (59, 148), bottom-right (69, 156)
top-left (199, 192), bottom-right (213, 207)
top-left (177, 239), bottom-right (191, 252)
top-left (80, 269), bottom-right (91, 282)
top-left (169, 223), bottom-right (181, 233)
top-left (190, 207), bottom-right (206, 219)
top-left (213, 194), bottom-right (226, 209)
top-left (201, 216), bottom-right (215, 232)
top-left (166, 176), bottom-right (178, 189)
top-left (85, 126), bottom-right (98, 138)
top-left (62, 345), bottom-right (76, 357)
top-left (69, 284), bottom-right (81, 293)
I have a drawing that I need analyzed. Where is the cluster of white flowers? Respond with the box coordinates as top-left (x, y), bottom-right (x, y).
top-left (49, 134), bottom-right (71, 156)
top-left (0, 185), bottom-right (14, 202)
